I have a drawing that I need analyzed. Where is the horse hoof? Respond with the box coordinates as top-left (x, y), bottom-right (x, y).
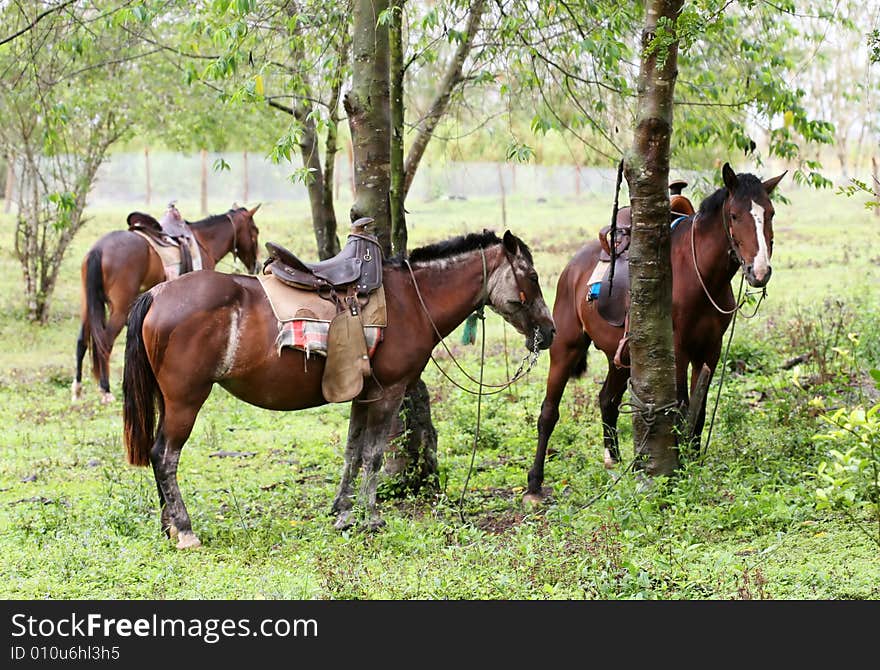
top-left (176, 531), bottom-right (202, 550)
top-left (603, 449), bottom-right (619, 469)
top-left (334, 511), bottom-right (354, 531)
top-left (100, 391), bottom-right (115, 404)
top-left (71, 381), bottom-right (82, 402)
top-left (522, 492), bottom-right (544, 507)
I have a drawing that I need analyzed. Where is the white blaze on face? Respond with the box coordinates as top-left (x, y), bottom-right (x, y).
top-left (750, 200), bottom-right (770, 281)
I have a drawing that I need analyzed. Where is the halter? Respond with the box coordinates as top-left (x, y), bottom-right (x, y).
top-left (690, 196), bottom-right (764, 316)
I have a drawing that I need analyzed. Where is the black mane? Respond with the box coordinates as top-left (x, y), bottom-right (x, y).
top-left (187, 209), bottom-right (239, 228)
top-left (395, 230), bottom-right (533, 266)
top-left (697, 173), bottom-right (766, 218)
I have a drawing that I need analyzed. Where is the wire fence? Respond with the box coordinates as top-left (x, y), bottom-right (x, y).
top-left (2, 149), bottom-right (841, 214)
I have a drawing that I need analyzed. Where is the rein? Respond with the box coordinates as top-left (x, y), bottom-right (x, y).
top-left (403, 249), bottom-right (542, 396)
top-left (227, 211), bottom-right (240, 271)
top-left (403, 246), bottom-right (542, 523)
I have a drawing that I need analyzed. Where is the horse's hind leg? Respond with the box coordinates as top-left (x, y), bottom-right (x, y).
top-left (72, 324), bottom-right (87, 402)
top-left (526, 333), bottom-right (590, 502)
top-left (600, 361), bottom-right (630, 468)
top-left (97, 307), bottom-right (129, 404)
top-left (331, 399), bottom-right (369, 530)
top-left (150, 387), bottom-right (212, 549)
top-left (148, 429), bottom-right (171, 535)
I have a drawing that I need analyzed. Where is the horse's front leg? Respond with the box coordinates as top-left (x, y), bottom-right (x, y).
top-left (332, 399), bottom-right (368, 530)
top-left (359, 383), bottom-right (407, 532)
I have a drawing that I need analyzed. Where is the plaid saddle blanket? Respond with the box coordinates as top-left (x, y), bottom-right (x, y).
top-left (277, 319), bottom-right (383, 359)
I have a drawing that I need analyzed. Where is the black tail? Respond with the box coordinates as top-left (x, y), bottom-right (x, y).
top-left (122, 292), bottom-right (160, 467)
top-left (570, 349), bottom-right (588, 378)
top-left (83, 247), bottom-right (109, 382)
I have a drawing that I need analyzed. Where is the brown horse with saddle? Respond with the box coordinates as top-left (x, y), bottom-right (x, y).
top-left (122, 221), bottom-right (555, 547)
top-left (73, 202), bottom-right (261, 404)
top-left (525, 163), bottom-right (786, 502)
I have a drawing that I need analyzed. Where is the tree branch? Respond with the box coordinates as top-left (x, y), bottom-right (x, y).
top-left (0, 0), bottom-right (77, 47)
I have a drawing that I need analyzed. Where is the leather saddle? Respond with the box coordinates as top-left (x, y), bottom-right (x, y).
top-left (127, 203), bottom-right (195, 273)
top-left (261, 217), bottom-right (385, 404)
top-left (590, 182), bottom-right (695, 366)
top-left (264, 217), bottom-right (383, 296)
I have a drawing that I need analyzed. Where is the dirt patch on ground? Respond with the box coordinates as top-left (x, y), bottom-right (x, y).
top-left (475, 509), bottom-right (525, 534)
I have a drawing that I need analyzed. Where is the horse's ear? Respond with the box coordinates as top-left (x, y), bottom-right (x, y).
top-left (502, 230), bottom-right (519, 255)
top-left (722, 162), bottom-right (738, 192)
top-left (762, 170), bottom-right (787, 195)
top-left (248, 203), bottom-right (262, 217)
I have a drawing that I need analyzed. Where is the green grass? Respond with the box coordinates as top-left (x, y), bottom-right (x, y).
top-left (0, 185), bottom-right (878, 599)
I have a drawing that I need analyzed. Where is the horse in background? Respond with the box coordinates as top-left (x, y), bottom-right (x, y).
top-left (525, 163), bottom-right (786, 502)
top-left (73, 204), bottom-right (261, 403)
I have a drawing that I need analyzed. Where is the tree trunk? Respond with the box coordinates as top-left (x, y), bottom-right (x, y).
top-left (299, 107), bottom-right (340, 260)
top-left (389, 0), bottom-right (407, 257)
top-left (623, 0), bottom-right (683, 477)
top-left (267, 98), bottom-right (341, 260)
top-left (383, 378), bottom-right (439, 493)
top-left (320, 32), bottom-right (348, 259)
top-left (346, 0), bottom-right (392, 250)
top-left (3, 155), bottom-right (13, 213)
top-left (402, 0), bottom-right (486, 199)
top-left (873, 156), bottom-right (880, 218)
top-left (348, 0), bottom-right (438, 492)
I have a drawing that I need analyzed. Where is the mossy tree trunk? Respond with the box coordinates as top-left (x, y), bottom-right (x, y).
top-left (624, 0), bottom-right (684, 477)
top-left (347, 0), bottom-right (439, 493)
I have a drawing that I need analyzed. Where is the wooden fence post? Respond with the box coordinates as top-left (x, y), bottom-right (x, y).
top-left (144, 147), bottom-right (152, 207)
top-left (200, 148), bottom-right (208, 215)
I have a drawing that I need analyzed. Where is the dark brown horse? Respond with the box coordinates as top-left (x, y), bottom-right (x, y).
top-left (525, 163), bottom-right (786, 502)
top-left (73, 205), bottom-right (261, 403)
top-left (122, 230), bottom-right (555, 548)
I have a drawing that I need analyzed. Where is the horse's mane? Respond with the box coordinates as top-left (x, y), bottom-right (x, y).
top-left (697, 173), bottom-right (766, 218)
top-left (187, 210), bottom-right (239, 229)
top-left (392, 230), bottom-right (533, 266)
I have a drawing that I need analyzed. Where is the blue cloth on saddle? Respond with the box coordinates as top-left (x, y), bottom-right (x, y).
top-left (671, 215), bottom-right (688, 230)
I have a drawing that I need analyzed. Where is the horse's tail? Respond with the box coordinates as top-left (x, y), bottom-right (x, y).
top-left (570, 349), bottom-right (588, 379)
top-left (82, 247), bottom-right (109, 381)
top-left (123, 291), bottom-right (160, 467)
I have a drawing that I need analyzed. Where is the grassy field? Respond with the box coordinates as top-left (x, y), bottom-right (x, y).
top-left (1, 183), bottom-right (878, 599)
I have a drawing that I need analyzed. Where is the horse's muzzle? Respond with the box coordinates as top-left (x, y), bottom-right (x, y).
top-left (745, 264), bottom-right (772, 288)
top-left (529, 324), bottom-right (555, 350)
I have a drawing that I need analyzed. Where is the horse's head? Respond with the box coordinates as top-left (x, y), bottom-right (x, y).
top-left (721, 163), bottom-right (786, 288)
top-left (230, 204), bottom-right (262, 274)
top-left (486, 231), bottom-right (555, 350)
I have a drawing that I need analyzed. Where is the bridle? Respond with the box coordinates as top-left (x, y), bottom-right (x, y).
top-left (502, 248), bottom-right (529, 307)
top-left (690, 196), bottom-right (766, 317)
top-left (404, 245), bottom-right (543, 394)
top-left (226, 210), bottom-right (240, 269)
